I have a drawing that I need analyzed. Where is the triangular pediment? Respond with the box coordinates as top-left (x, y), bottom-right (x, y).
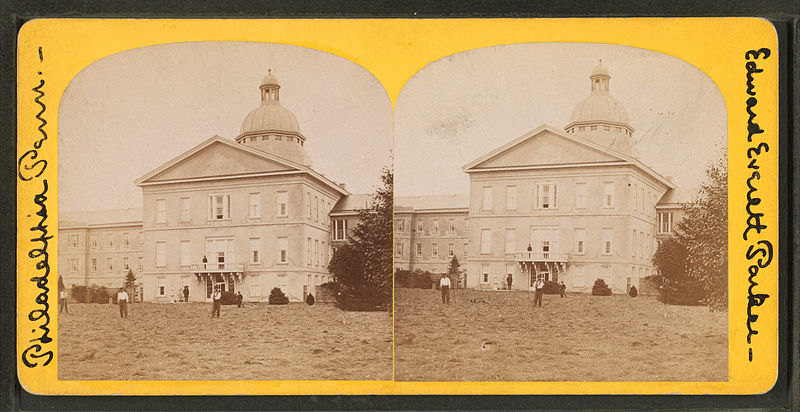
top-left (465, 125), bottom-right (625, 171)
top-left (137, 137), bottom-right (300, 184)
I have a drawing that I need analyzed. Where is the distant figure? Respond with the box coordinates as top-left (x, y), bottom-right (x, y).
top-left (629, 285), bottom-right (638, 298)
top-left (533, 278), bottom-right (545, 307)
top-left (202, 255), bottom-right (208, 269)
top-left (183, 286), bottom-right (190, 303)
top-left (236, 291), bottom-right (244, 308)
top-left (59, 289), bottom-right (69, 313)
top-left (559, 281), bottom-right (567, 298)
top-left (211, 290), bottom-right (222, 318)
top-left (117, 288), bottom-right (129, 318)
top-left (507, 273), bottom-right (513, 290)
top-left (440, 274), bottom-right (451, 304)
top-left (306, 293), bottom-right (315, 305)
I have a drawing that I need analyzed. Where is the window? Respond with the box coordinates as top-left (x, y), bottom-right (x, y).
top-left (333, 219), bottom-right (347, 240)
top-left (315, 239), bottom-right (320, 266)
top-left (396, 242), bottom-right (403, 257)
top-left (106, 258), bottom-right (113, 272)
top-left (505, 228), bottom-right (515, 255)
top-left (157, 277), bottom-right (166, 296)
top-left (602, 229), bottom-right (613, 255)
top-left (307, 238), bottom-right (313, 265)
top-left (156, 199), bottom-right (166, 223)
top-left (307, 192), bottom-right (312, 219)
top-left (463, 243), bottom-right (469, 256)
top-left (506, 185), bottom-right (517, 210)
top-left (277, 273), bottom-right (288, 293)
top-left (632, 229), bottom-right (637, 257)
top-left (639, 232), bottom-right (644, 259)
top-left (396, 219), bottom-right (405, 232)
top-left (464, 219), bottom-right (469, 232)
top-left (249, 193), bottom-right (260, 218)
top-left (640, 187), bottom-right (645, 211)
top-left (138, 232), bottom-right (143, 248)
top-left (276, 191), bottom-right (288, 217)
top-left (481, 186), bottom-right (493, 211)
top-left (123, 232), bottom-right (130, 249)
top-left (180, 197), bottom-right (191, 222)
top-left (156, 241), bottom-right (166, 267)
top-left (91, 258), bottom-right (97, 272)
top-left (138, 257), bottom-right (143, 271)
top-left (314, 195), bottom-right (319, 222)
top-left (208, 194), bottom-right (230, 220)
top-left (70, 258), bottom-right (78, 272)
top-left (416, 220), bottom-right (424, 232)
top-left (278, 237), bottom-right (288, 263)
top-left (575, 182), bottom-right (586, 209)
top-left (603, 182), bottom-right (614, 208)
top-left (70, 234), bottom-right (78, 248)
top-left (658, 212), bottom-right (673, 233)
top-left (250, 238), bottom-right (260, 264)
top-left (123, 257), bottom-right (129, 270)
top-left (481, 264), bottom-right (490, 284)
top-left (107, 233), bottom-right (114, 248)
top-left (574, 228), bottom-right (585, 254)
top-left (432, 243), bottom-right (439, 257)
top-left (480, 229), bottom-right (491, 254)
top-left (432, 219), bottom-right (440, 234)
top-left (536, 183), bottom-right (557, 209)
top-left (633, 184), bottom-right (638, 211)
top-left (322, 241), bottom-right (327, 265)
top-left (249, 275), bottom-right (262, 297)
top-left (601, 265), bottom-right (611, 284)
top-left (416, 243), bottom-right (423, 257)
top-left (448, 219), bottom-right (456, 233)
top-left (573, 265), bottom-right (584, 287)
top-left (448, 243), bottom-right (454, 256)
top-left (178, 241), bottom-right (190, 266)
top-left (90, 236), bottom-right (97, 249)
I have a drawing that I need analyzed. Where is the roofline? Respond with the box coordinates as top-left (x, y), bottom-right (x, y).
top-left (59, 221), bottom-right (143, 230)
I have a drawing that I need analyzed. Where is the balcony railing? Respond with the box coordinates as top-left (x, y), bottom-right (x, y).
top-left (190, 262), bottom-right (245, 272)
top-left (514, 252), bottom-right (569, 262)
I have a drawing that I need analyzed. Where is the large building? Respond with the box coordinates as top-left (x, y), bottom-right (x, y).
top-left (59, 71), bottom-right (367, 302)
top-left (395, 62), bottom-right (688, 294)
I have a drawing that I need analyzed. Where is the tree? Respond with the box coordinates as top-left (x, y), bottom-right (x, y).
top-left (652, 152), bottom-right (727, 310)
top-left (123, 269), bottom-right (136, 290)
top-left (447, 255), bottom-right (463, 289)
top-left (328, 167), bottom-right (393, 311)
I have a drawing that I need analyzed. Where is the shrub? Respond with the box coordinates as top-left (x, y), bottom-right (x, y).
top-left (335, 290), bottom-right (386, 311)
top-left (220, 291), bottom-right (237, 305)
top-left (306, 293), bottom-right (315, 305)
top-left (71, 285), bottom-right (88, 303)
top-left (87, 285), bottom-right (111, 303)
top-left (268, 287), bottom-right (289, 305)
top-left (592, 278), bottom-right (612, 296)
top-left (317, 282), bottom-right (339, 302)
top-left (394, 269), bottom-right (435, 289)
top-left (542, 280), bottom-right (560, 294)
top-left (628, 285), bottom-right (638, 298)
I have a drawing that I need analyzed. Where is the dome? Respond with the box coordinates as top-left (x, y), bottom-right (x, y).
top-left (569, 93), bottom-right (629, 124)
top-left (591, 62), bottom-right (610, 77)
top-left (261, 71), bottom-right (279, 87)
top-left (240, 103), bottom-right (301, 134)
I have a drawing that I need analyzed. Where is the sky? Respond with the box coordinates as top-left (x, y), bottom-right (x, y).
top-left (58, 41), bottom-right (392, 213)
top-left (394, 42), bottom-right (727, 197)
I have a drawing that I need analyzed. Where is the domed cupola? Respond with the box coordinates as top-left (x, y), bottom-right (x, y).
top-left (236, 69), bottom-right (311, 166)
top-left (565, 61), bottom-right (635, 155)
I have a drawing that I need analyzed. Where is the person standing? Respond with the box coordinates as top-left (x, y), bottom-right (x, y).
top-left (117, 288), bottom-right (129, 318)
top-left (507, 273), bottom-right (513, 291)
top-left (559, 281), bottom-right (567, 298)
top-left (211, 289), bottom-right (222, 318)
top-left (202, 255), bottom-right (208, 269)
top-left (533, 278), bottom-right (545, 307)
top-left (439, 274), bottom-right (451, 304)
top-left (59, 289), bottom-right (69, 314)
top-left (183, 286), bottom-right (190, 303)
top-left (236, 291), bottom-right (244, 308)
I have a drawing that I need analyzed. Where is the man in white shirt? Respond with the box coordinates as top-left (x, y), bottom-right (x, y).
top-left (117, 288), bottom-right (129, 318)
top-left (440, 274), bottom-right (451, 304)
top-left (211, 289), bottom-right (222, 318)
top-left (533, 278), bottom-right (545, 307)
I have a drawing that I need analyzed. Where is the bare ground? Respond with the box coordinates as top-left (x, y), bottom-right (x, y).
top-left (58, 302), bottom-right (392, 380)
top-left (394, 288), bottom-right (727, 382)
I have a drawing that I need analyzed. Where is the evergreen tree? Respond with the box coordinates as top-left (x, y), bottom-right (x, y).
top-left (328, 167), bottom-right (393, 311)
top-left (447, 255), bottom-right (462, 289)
top-left (123, 269), bottom-right (136, 290)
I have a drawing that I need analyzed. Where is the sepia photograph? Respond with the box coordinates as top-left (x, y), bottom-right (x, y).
top-left (56, 42), bottom-right (393, 381)
top-left (393, 43), bottom-right (729, 381)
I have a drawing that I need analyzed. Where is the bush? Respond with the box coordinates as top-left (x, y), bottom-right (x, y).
top-left (592, 278), bottom-right (612, 296)
top-left (220, 291), bottom-right (237, 305)
top-left (268, 287), bottom-right (289, 305)
top-left (394, 269), bottom-right (435, 289)
top-left (317, 282), bottom-right (338, 302)
top-left (71, 285), bottom-right (88, 303)
top-left (87, 285), bottom-right (111, 303)
top-left (335, 289), bottom-right (387, 311)
top-left (542, 280), bottom-right (560, 294)
top-left (306, 293), bottom-right (315, 305)
top-left (628, 285), bottom-right (638, 298)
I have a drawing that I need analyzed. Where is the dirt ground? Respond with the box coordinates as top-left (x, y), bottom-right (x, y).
top-left (395, 288), bottom-right (728, 382)
top-left (58, 302), bottom-right (392, 380)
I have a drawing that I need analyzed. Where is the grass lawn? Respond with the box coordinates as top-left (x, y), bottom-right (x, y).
top-left (58, 302), bottom-right (392, 380)
top-left (394, 288), bottom-right (727, 382)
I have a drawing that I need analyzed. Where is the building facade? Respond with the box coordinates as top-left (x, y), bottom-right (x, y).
top-left (59, 71), bottom-right (367, 302)
top-left (395, 62), bottom-right (688, 294)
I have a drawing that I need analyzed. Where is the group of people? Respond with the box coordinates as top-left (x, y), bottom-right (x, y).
top-left (438, 273), bottom-right (568, 308)
top-left (211, 290), bottom-right (246, 318)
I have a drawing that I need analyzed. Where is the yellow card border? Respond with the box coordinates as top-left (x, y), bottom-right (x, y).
top-left (16, 17), bottom-right (779, 395)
